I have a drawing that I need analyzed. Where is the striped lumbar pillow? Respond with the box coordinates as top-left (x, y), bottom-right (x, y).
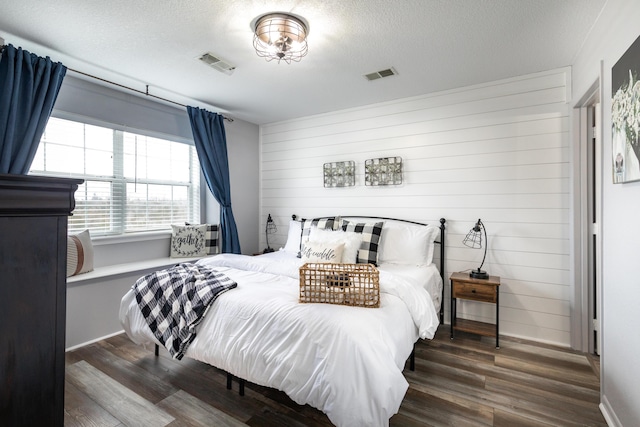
top-left (67, 229), bottom-right (94, 277)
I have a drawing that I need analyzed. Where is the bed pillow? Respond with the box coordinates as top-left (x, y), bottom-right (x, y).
top-left (300, 240), bottom-right (345, 263)
top-left (283, 219), bottom-right (303, 253)
top-left (379, 223), bottom-right (440, 266)
top-left (171, 224), bottom-right (207, 257)
top-left (298, 217), bottom-right (337, 257)
top-left (186, 222), bottom-right (219, 255)
top-left (67, 229), bottom-right (94, 277)
top-left (424, 225), bottom-right (440, 266)
top-left (308, 227), bottom-right (363, 264)
top-left (341, 220), bottom-right (383, 266)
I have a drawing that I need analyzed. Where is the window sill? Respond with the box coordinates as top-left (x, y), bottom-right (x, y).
top-left (66, 255), bottom-right (210, 286)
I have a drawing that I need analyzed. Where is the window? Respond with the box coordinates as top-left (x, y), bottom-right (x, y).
top-left (30, 117), bottom-right (200, 236)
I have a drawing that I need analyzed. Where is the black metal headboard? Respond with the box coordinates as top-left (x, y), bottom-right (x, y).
top-left (292, 215), bottom-right (446, 323)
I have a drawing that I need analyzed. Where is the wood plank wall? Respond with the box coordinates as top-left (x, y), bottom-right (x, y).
top-left (259, 68), bottom-right (571, 346)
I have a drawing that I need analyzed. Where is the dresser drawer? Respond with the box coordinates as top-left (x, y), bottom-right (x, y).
top-left (452, 281), bottom-right (497, 303)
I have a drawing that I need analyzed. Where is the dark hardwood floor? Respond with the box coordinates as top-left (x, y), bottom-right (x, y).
top-left (64, 327), bottom-right (607, 426)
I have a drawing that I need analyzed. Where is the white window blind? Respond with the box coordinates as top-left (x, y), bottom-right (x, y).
top-left (30, 117), bottom-right (200, 236)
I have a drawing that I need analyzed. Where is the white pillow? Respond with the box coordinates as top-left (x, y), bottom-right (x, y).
top-left (300, 240), bottom-right (345, 263)
top-left (308, 227), bottom-right (363, 264)
top-left (379, 223), bottom-right (439, 266)
top-left (67, 229), bottom-right (94, 277)
top-left (283, 220), bottom-right (302, 253)
top-left (424, 225), bottom-right (440, 265)
top-left (170, 224), bottom-right (208, 257)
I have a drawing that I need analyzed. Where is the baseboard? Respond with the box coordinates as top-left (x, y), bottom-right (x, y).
top-left (65, 329), bottom-right (124, 352)
top-left (600, 394), bottom-right (621, 427)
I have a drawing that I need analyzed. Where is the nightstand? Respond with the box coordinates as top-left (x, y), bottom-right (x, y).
top-left (450, 271), bottom-right (501, 348)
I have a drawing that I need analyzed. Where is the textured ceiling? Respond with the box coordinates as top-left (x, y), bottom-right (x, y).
top-left (0, 0), bottom-right (606, 125)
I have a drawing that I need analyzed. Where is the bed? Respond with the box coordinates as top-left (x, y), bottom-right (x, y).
top-left (119, 216), bottom-right (446, 427)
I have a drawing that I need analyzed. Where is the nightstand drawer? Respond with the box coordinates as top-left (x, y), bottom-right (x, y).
top-left (452, 282), bottom-right (496, 303)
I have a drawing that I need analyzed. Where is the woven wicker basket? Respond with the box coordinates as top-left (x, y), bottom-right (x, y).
top-left (299, 263), bottom-right (380, 308)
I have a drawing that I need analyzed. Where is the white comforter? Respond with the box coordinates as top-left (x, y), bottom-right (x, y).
top-left (119, 252), bottom-right (440, 427)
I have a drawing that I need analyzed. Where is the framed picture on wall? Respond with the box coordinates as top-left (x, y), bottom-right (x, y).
top-left (612, 34), bottom-right (640, 183)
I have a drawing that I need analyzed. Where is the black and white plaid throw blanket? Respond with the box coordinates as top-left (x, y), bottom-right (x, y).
top-left (133, 262), bottom-right (237, 360)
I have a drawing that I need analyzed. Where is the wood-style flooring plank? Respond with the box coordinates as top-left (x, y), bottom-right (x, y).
top-left (104, 333), bottom-right (305, 423)
top-left (412, 349), bottom-right (601, 423)
top-left (103, 333), bottom-right (159, 363)
top-left (494, 353), bottom-right (600, 390)
top-left (64, 380), bottom-right (122, 427)
top-left (65, 327), bottom-right (606, 427)
top-left (244, 406), bottom-right (324, 427)
top-left (417, 337), bottom-right (600, 404)
top-left (398, 386), bottom-right (493, 426)
top-left (407, 330), bottom-right (606, 427)
top-left (492, 408), bottom-right (557, 427)
top-left (484, 375), bottom-right (605, 421)
top-left (67, 360), bottom-right (175, 427)
top-left (157, 390), bottom-right (246, 427)
top-left (71, 341), bottom-right (179, 404)
top-left (241, 384), bottom-right (333, 427)
top-left (131, 350), bottom-right (263, 423)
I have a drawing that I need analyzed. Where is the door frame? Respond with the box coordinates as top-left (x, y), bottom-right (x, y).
top-left (571, 74), bottom-right (603, 353)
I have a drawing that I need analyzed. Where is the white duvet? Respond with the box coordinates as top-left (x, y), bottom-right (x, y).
top-left (119, 252), bottom-right (440, 427)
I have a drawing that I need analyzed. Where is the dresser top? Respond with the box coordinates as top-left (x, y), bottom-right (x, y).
top-left (0, 173), bottom-right (83, 216)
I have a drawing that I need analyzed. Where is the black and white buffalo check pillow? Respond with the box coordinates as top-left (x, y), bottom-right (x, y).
top-left (341, 220), bottom-right (384, 266)
top-left (202, 224), bottom-right (220, 255)
top-left (297, 217), bottom-right (337, 257)
top-left (186, 223), bottom-right (220, 255)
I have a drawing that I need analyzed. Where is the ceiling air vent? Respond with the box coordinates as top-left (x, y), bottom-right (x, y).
top-left (364, 67), bottom-right (398, 81)
top-left (197, 52), bottom-right (236, 75)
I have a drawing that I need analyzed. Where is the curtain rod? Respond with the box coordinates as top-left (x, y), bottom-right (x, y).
top-left (0, 44), bottom-right (234, 122)
top-left (69, 68), bottom-right (233, 122)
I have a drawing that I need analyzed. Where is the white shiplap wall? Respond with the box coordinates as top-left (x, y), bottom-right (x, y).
top-left (259, 68), bottom-right (571, 346)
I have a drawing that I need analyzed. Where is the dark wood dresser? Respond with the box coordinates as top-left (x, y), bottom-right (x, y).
top-left (0, 174), bottom-right (82, 426)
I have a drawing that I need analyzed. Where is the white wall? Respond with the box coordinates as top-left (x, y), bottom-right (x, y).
top-left (571, 0), bottom-right (640, 425)
top-left (260, 68), bottom-right (571, 346)
top-left (67, 267), bottom-right (161, 348)
top-left (224, 119), bottom-right (260, 255)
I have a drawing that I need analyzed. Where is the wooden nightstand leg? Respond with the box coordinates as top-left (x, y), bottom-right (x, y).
top-left (496, 287), bottom-right (500, 349)
top-left (450, 293), bottom-right (455, 340)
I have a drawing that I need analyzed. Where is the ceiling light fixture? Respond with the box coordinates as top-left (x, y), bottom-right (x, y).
top-left (251, 13), bottom-right (309, 64)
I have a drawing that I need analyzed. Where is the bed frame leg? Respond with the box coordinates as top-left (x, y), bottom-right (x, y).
top-left (154, 344), bottom-right (159, 356)
top-left (225, 373), bottom-right (245, 396)
top-left (410, 346), bottom-right (416, 371)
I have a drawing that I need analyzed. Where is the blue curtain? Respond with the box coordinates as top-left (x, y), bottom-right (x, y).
top-left (0, 44), bottom-right (67, 174)
top-left (187, 106), bottom-right (241, 254)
